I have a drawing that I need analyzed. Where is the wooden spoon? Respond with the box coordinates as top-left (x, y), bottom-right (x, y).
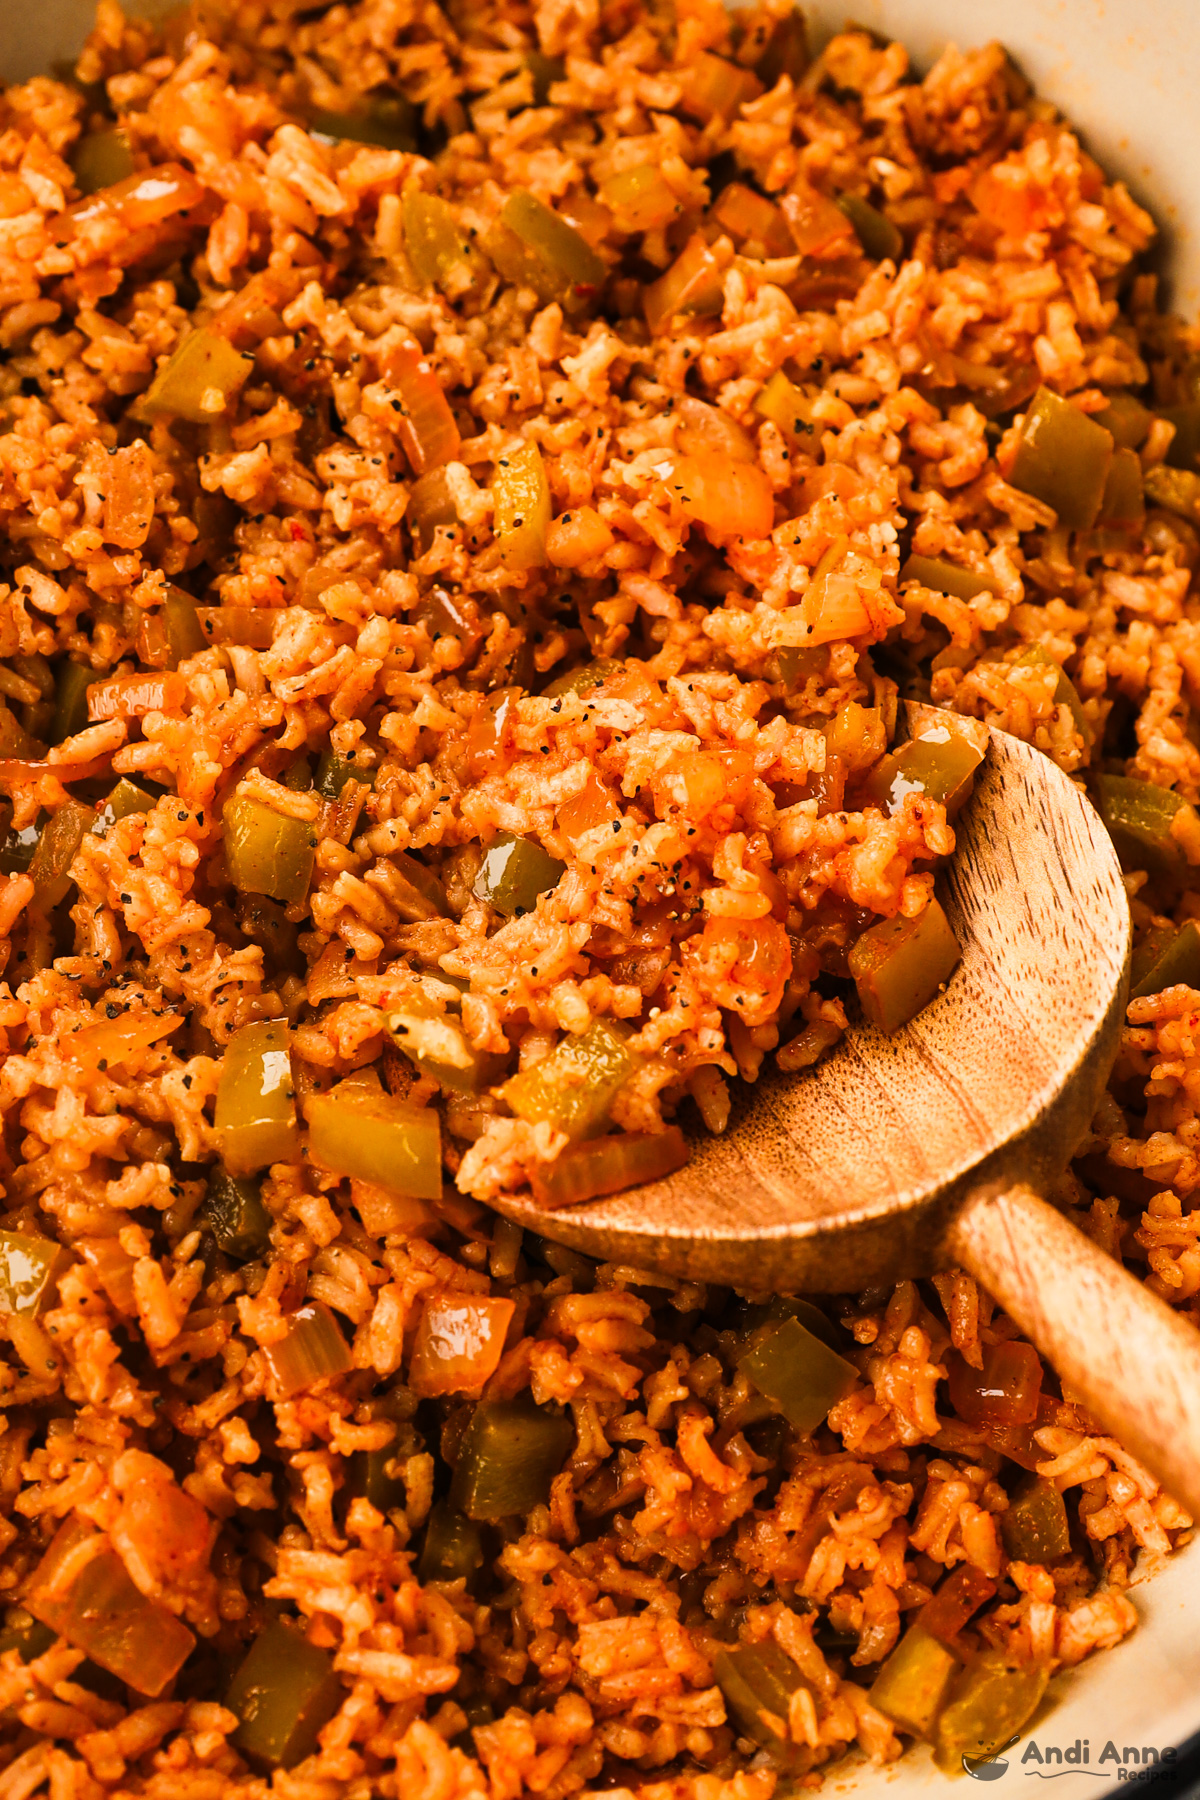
top-left (499, 713), bottom-right (1200, 1516)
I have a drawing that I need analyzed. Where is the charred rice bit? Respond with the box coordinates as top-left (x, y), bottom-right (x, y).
top-left (0, 0), bottom-right (1195, 1792)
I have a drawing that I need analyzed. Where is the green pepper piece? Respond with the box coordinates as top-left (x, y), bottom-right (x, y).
top-left (836, 192), bottom-right (902, 261)
top-left (754, 369), bottom-right (819, 447)
top-left (262, 1301), bottom-right (354, 1398)
top-left (863, 715), bottom-right (987, 819)
top-left (348, 1439), bottom-right (407, 1514)
top-left (501, 1018), bottom-right (636, 1141)
top-left (418, 1499), bottom-right (485, 1583)
top-left (541, 658), bottom-right (619, 698)
top-left (383, 1002), bottom-right (503, 1094)
top-left (92, 778), bottom-right (155, 836)
top-left (899, 554), bottom-right (997, 602)
top-left (307, 92), bottom-right (416, 150)
top-left (1097, 445), bottom-right (1145, 528)
top-left (163, 584), bottom-right (208, 667)
top-left (451, 1396), bottom-right (574, 1520)
top-left (933, 1648), bottom-right (1049, 1773)
top-left (214, 1019), bottom-right (299, 1174)
top-left (473, 830), bottom-right (564, 916)
top-left (1008, 387), bottom-right (1113, 530)
top-left (0, 1230), bottom-right (71, 1318)
top-left (849, 898), bottom-right (962, 1034)
top-left (14, 652), bottom-right (55, 742)
top-left (389, 851), bottom-right (451, 923)
top-left (1095, 391), bottom-right (1153, 450)
top-left (28, 799), bottom-right (92, 909)
top-left (714, 1639), bottom-right (808, 1769)
top-left (486, 190), bottom-right (606, 313)
top-left (137, 328), bottom-right (253, 424)
top-left (306, 1086), bottom-right (443, 1197)
top-left (1094, 773), bottom-right (1194, 884)
top-left (314, 749), bottom-right (373, 799)
top-left (0, 818), bottom-right (41, 875)
top-left (736, 1314), bottom-right (858, 1433)
top-left (1011, 645), bottom-right (1092, 748)
top-left (71, 126), bottom-right (135, 196)
top-left (493, 440), bottom-right (552, 571)
top-left (869, 1625), bottom-right (960, 1739)
top-left (226, 1619), bottom-right (344, 1770)
top-left (0, 1609), bottom-right (57, 1663)
top-left (203, 1167), bottom-right (271, 1260)
top-left (50, 659), bottom-right (92, 745)
top-left (1161, 401), bottom-right (1200, 472)
top-left (1130, 919), bottom-right (1200, 999)
top-left (224, 792), bottom-right (317, 905)
top-left (26, 1516), bottom-right (195, 1697)
top-left (1000, 1474), bottom-right (1070, 1563)
top-left (1144, 463), bottom-right (1200, 525)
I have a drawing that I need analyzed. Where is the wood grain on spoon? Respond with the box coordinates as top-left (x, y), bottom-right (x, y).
top-left (498, 714), bottom-right (1200, 1518)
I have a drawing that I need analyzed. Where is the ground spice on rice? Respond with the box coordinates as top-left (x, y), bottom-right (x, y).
top-left (0, 0), bottom-right (1196, 1792)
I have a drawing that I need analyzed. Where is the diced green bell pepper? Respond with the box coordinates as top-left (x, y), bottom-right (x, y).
top-left (501, 1019), bottom-right (635, 1141)
top-left (1094, 391), bottom-right (1153, 449)
top-left (486, 190), bottom-right (606, 313)
top-left (899, 554), bottom-right (997, 602)
top-left (999, 1475), bottom-right (1070, 1563)
top-left (418, 1499), bottom-right (485, 1583)
top-left (714, 1639), bottom-right (808, 1769)
top-left (837, 192), bottom-right (902, 261)
top-left (224, 792), bottom-right (317, 906)
top-left (736, 1314), bottom-right (858, 1433)
top-left (1094, 773), bottom-right (1195, 884)
top-left (315, 749), bottom-right (373, 799)
top-left (849, 898), bottom-right (962, 1033)
top-left (863, 714), bottom-right (986, 819)
top-left (71, 127), bottom-right (135, 195)
top-left (383, 1001), bottom-right (503, 1093)
top-left (1144, 463), bottom-right (1200, 525)
top-left (51, 659), bottom-right (92, 744)
top-left (1008, 387), bottom-right (1113, 530)
top-left (307, 93), bottom-right (416, 150)
top-left (203, 1167), bottom-right (271, 1260)
top-left (869, 1625), bottom-right (959, 1739)
top-left (164, 584), bottom-right (208, 666)
top-left (214, 1019), bottom-right (299, 1174)
top-left (450, 1396), bottom-right (574, 1520)
top-left (473, 831), bottom-right (564, 916)
top-left (933, 1649), bottom-right (1049, 1773)
top-left (1130, 919), bottom-right (1200, 999)
top-left (1098, 446), bottom-right (1145, 528)
top-left (226, 1619), bottom-right (344, 1770)
top-left (28, 799), bottom-right (92, 909)
top-left (306, 1086), bottom-right (443, 1197)
top-left (92, 778), bottom-right (155, 835)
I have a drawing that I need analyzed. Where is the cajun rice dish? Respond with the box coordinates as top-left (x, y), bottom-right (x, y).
top-left (0, 0), bottom-right (1198, 1791)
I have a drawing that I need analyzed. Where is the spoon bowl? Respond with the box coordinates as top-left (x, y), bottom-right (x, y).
top-left (500, 715), bottom-right (1129, 1290)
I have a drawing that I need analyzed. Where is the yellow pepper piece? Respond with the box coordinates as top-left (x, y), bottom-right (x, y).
top-left (493, 440), bottom-right (551, 570)
top-left (214, 1019), bottom-right (299, 1174)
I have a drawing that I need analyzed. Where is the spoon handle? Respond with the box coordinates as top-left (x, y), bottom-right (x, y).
top-left (948, 1184), bottom-right (1200, 1519)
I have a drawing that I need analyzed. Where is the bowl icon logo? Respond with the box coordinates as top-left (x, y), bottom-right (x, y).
top-left (964, 1736), bottom-right (1021, 1780)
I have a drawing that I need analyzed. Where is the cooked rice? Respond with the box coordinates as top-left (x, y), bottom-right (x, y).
top-left (0, 0), bottom-right (1196, 1792)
